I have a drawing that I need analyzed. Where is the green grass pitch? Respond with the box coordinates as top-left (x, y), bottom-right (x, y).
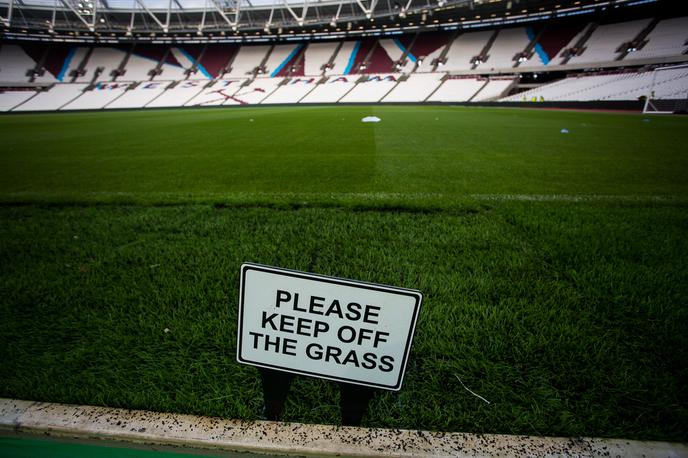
top-left (0, 106), bottom-right (687, 442)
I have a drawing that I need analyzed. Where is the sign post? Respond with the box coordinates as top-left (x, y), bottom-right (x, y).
top-left (237, 263), bottom-right (423, 424)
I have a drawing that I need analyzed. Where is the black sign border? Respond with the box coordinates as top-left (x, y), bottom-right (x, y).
top-left (237, 262), bottom-right (423, 391)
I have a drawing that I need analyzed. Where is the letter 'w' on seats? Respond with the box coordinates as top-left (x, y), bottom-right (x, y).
top-left (237, 263), bottom-right (422, 391)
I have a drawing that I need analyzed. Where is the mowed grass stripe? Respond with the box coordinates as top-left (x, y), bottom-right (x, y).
top-left (1, 106), bottom-right (687, 205)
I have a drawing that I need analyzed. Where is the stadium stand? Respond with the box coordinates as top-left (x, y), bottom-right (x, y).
top-left (0, 88), bottom-right (37, 111)
top-left (426, 76), bottom-right (485, 102)
top-left (443, 30), bottom-right (493, 72)
top-left (12, 83), bottom-right (87, 111)
top-left (62, 81), bottom-right (130, 109)
top-left (55, 47), bottom-right (92, 82)
top-left (300, 76), bottom-right (356, 103)
top-left (525, 21), bottom-right (587, 67)
top-left (623, 16), bottom-right (688, 61)
top-left (70, 47), bottom-right (126, 83)
top-left (349, 38), bottom-right (396, 74)
top-left (378, 38), bottom-right (414, 73)
top-left (567, 19), bottom-right (652, 65)
top-left (477, 27), bottom-right (530, 70)
top-left (0, 44), bottom-right (52, 83)
top-left (412, 32), bottom-right (452, 73)
top-left (226, 45), bottom-right (270, 77)
top-left (149, 49), bottom-right (188, 81)
top-left (145, 80), bottom-right (205, 107)
top-left (302, 42), bottom-right (338, 76)
top-left (274, 45), bottom-right (306, 77)
top-left (501, 67), bottom-right (688, 102)
top-left (262, 77), bottom-right (318, 103)
top-left (21, 43), bottom-right (72, 83)
top-left (550, 23), bottom-right (596, 65)
top-left (324, 41), bottom-right (357, 76)
top-left (196, 44), bottom-right (239, 79)
top-left (114, 48), bottom-right (155, 82)
top-left (1, 0), bottom-right (687, 111)
top-left (264, 44), bottom-right (302, 76)
top-left (105, 81), bottom-right (169, 109)
top-left (472, 77), bottom-right (516, 101)
top-left (382, 73), bottom-right (444, 102)
top-left (169, 45), bottom-right (207, 80)
top-left (224, 77), bottom-right (283, 104)
top-left (339, 74), bottom-right (398, 102)
top-left (184, 79), bottom-right (247, 106)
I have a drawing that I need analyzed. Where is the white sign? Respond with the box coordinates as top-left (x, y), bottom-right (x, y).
top-left (237, 263), bottom-right (422, 391)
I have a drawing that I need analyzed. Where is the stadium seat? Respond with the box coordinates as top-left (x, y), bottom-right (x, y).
top-left (339, 74), bottom-right (399, 102)
top-left (12, 83), bottom-right (88, 111)
top-left (299, 76), bottom-right (357, 103)
top-left (382, 73), bottom-right (445, 102)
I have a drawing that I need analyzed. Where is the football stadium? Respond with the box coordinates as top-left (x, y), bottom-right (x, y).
top-left (1, 0), bottom-right (687, 455)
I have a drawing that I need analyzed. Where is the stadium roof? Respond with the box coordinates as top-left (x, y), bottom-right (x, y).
top-left (0, 0), bottom-right (667, 41)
